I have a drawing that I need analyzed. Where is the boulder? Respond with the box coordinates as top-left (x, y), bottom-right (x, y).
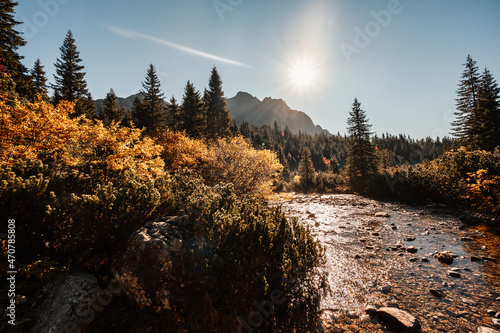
top-left (115, 215), bottom-right (210, 312)
top-left (30, 273), bottom-right (101, 333)
top-left (436, 251), bottom-right (454, 265)
top-left (376, 307), bottom-right (421, 332)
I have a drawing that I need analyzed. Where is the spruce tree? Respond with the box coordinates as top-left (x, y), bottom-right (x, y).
top-left (99, 88), bottom-right (125, 126)
top-left (452, 55), bottom-right (481, 148)
top-left (166, 96), bottom-right (181, 131)
top-left (133, 64), bottom-right (166, 136)
top-left (52, 30), bottom-right (94, 118)
top-left (30, 59), bottom-right (48, 100)
top-left (0, 0), bottom-right (31, 96)
top-left (346, 98), bottom-right (378, 190)
top-left (205, 66), bottom-right (231, 139)
top-left (477, 68), bottom-right (500, 150)
top-left (298, 148), bottom-right (315, 191)
top-left (180, 80), bottom-right (205, 138)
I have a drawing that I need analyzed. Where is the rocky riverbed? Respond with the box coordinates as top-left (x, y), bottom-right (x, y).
top-left (275, 193), bottom-right (500, 333)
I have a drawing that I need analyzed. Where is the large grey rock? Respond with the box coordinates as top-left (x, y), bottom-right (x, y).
top-left (478, 326), bottom-right (500, 333)
top-left (376, 307), bottom-right (421, 332)
top-left (30, 273), bottom-right (101, 333)
top-left (115, 215), bottom-right (209, 312)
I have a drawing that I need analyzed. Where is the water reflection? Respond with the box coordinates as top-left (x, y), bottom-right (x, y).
top-left (276, 194), bottom-right (500, 332)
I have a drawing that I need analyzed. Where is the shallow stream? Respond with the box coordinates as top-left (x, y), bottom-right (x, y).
top-left (276, 193), bottom-right (500, 332)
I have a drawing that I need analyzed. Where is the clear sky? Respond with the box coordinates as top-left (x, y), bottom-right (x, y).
top-left (15, 0), bottom-right (500, 139)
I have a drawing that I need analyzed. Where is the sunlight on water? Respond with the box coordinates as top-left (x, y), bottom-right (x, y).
top-left (275, 193), bottom-right (500, 332)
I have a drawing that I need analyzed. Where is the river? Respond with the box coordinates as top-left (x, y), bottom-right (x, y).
top-left (276, 193), bottom-right (500, 333)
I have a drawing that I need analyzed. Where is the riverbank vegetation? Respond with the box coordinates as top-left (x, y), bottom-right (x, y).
top-left (0, 5), bottom-right (323, 330)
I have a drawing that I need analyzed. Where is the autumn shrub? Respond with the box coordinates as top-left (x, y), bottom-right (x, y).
top-left (156, 129), bottom-right (210, 172)
top-left (395, 147), bottom-right (500, 214)
top-left (0, 96), bottom-right (168, 269)
top-left (205, 136), bottom-right (283, 197)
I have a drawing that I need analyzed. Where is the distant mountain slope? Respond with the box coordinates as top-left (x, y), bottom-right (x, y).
top-left (227, 91), bottom-right (330, 136)
top-left (94, 91), bottom-right (331, 136)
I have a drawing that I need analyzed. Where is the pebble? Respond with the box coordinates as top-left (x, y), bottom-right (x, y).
top-left (421, 257), bottom-right (429, 262)
top-left (430, 289), bottom-right (445, 297)
top-left (381, 285), bottom-right (392, 293)
top-left (462, 297), bottom-right (478, 306)
top-left (407, 246), bottom-right (418, 253)
top-left (448, 271), bottom-right (461, 278)
top-left (405, 236), bottom-right (416, 241)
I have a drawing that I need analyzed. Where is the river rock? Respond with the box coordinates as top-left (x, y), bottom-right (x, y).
top-left (436, 251), bottom-right (454, 265)
top-left (448, 271), bottom-right (461, 278)
top-left (376, 307), bottom-right (421, 332)
top-left (407, 246), bottom-right (418, 253)
top-left (430, 289), bottom-right (445, 297)
top-left (365, 305), bottom-right (378, 315)
top-left (478, 327), bottom-right (500, 333)
top-left (375, 212), bottom-right (390, 217)
top-left (30, 273), bottom-right (101, 333)
top-left (421, 257), bottom-right (429, 262)
top-left (405, 236), bottom-right (416, 241)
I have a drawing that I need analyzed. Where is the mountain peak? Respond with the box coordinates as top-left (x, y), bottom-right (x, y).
top-left (227, 92), bottom-right (330, 136)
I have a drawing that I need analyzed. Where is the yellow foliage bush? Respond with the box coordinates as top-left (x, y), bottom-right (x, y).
top-left (0, 96), bottom-right (164, 179)
top-left (156, 129), bottom-right (210, 172)
top-left (205, 136), bottom-right (283, 197)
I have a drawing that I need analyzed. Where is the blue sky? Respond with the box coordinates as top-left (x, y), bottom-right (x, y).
top-left (15, 0), bottom-right (500, 139)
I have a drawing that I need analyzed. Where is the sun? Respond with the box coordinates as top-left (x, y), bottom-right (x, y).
top-left (287, 57), bottom-right (319, 91)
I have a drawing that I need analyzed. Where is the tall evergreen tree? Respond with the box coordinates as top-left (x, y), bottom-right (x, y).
top-left (0, 0), bottom-right (31, 96)
top-left (346, 98), bottom-right (378, 190)
top-left (205, 66), bottom-right (231, 139)
top-left (298, 147), bottom-right (315, 190)
top-left (99, 88), bottom-right (125, 126)
top-left (180, 80), bottom-right (205, 138)
top-left (166, 96), bottom-right (181, 131)
top-left (477, 68), bottom-right (500, 151)
top-left (30, 59), bottom-right (48, 100)
top-left (132, 64), bottom-right (166, 136)
top-left (452, 55), bottom-right (481, 148)
top-left (52, 30), bottom-right (94, 118)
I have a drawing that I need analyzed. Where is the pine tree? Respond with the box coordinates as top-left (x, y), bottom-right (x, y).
top-left (452, 55), bottom-right (481, 148)
top-left (180, 80), bottom-right (205, 138)
top-left (132, 64), bottom-right (166, 136)
top-left (205, 66), bottom-right (231, 139)
top-left (52, 30), bottom-right (94, 118)
top-left (477, 68), bottom-right (500, 150)
top-left (298, 148), bottom-right (315, 190)
top-left (0, 0), bottom-right (31, 96)
top-left (99, 88), bottom-right (125, 126)
top-left (30, 59), bottom-right (48, 100)
top-left (166, 96), bottom-right (181, 131)
top-left (346, 98), bottom-right (378, 190)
